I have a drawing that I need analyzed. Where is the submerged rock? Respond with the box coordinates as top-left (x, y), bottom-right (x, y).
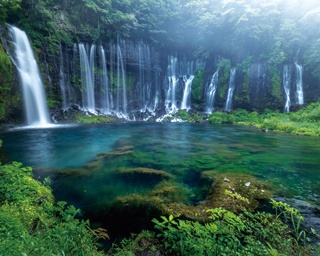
top-left (106, 170), bottom-right (274, 229)
top-left (97, 146), bottom-right (134, 159)
top-left (117, 167), bottom-right (174, 181)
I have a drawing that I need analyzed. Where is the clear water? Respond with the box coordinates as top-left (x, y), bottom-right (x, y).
top-left (1, 123), bottom-right (320, 237)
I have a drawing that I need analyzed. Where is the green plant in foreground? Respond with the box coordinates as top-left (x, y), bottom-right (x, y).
top-left (270, 198), bottom-right (308, 244)
top-left (150, 196), bottom-right (313, 255)
top-left (0, 162), bottom-right (106, 255)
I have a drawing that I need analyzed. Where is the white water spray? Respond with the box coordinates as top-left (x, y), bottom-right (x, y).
top-left (116, 43), bottom-right (127, 115)
top-left (181, 75), bottom-right (195, 110)
top-left (9, 26), bottom-right (50, 127)
top-left (79, 43), bottom-right (96, 112)
top-left (295, 63), bottom-right (304, 105)
top-left (100, 46), bottom-right (111, 112)
top-left (283, 65), bottom-right (291, 113)
top-left (165, 56), bottom-right (179, 113)
top-left (225, 67), bottom-right (236, 111)
top-left (206, 70), bottom-right (219, 114)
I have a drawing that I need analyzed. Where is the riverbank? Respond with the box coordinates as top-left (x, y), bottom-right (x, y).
top-left (50, 102), bottom-right (320, 137)
top-left (209, 102), bottom-right (320, 136)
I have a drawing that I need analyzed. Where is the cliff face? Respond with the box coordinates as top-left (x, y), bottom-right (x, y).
top-left (2, 26), bottom-right (320, 123)
top-left (0, 25), bottom-right (22, 124)
top-left (2, 0), bottom-right (320, 122)
top-left (37, 40), bottom-right (320, 119)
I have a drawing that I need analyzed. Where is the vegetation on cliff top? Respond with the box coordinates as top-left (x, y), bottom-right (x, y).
top-left (208, 102), bottom-right (320, 136)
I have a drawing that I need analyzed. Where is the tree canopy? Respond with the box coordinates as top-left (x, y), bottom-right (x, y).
top-left (1, 0), bottom-right (320, 74)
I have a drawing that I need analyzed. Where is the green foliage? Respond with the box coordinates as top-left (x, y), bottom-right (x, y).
top-left (224, 189), bottom-right (250, 204)
top-left (208, 111), bottom-right (235, 124)
top-left (191, 67), bottom-right (205, 111)
top-left (47, 98), bottom-right (60, 109)
top-left (75, 113), bottom-right (115, 123)
top-left (0, 44), bottom-right (20, 121)
top-left (107, 230), bottom-right (160, 256)
top-left (0, 0), bottom-right (22, 23)
top-left (177, 109), bottom-right (190, 121)
top-left (270, 199), bottom-right (307, 244)
top-left (0, 162), bottom-right (105, 255)
top-left (290, 103), bottom-right (320, 123)
top-left (236, 57), bottom-right (253, 107)
top-left (216, 59), bottom-right (231, 106)
top-left (209, 103), bottom-right (320, 136)
top-left (304, 39), bottom-right (320, 77)
top-left (270, 74), bottom-right (283, 106)
top-left (151, 199), bottom-right (311, 256)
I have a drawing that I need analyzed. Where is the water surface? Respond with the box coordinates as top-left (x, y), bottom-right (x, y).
top-left (2, 123), bottom-right (320, 234)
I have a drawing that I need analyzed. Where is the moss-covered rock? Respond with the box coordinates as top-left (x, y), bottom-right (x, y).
top-left (201, 171), bottom-right (272, 212)
top-left (117, 167), bottom-right (174, 181)
top-left (106, 170), bottom-right (273, 230)
top-left (97, 146), bottom-right (134, 159)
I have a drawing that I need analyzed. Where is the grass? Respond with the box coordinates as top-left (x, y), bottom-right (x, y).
top-left (209, 102), bottom-right (320, 136)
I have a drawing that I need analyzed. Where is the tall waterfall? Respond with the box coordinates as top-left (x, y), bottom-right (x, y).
top-left (225, 67), bottom-right (236, 111)
top-left (79, 44), bottom-right (96, 112)
top-left (137, 42), bottom-right (155, 112)
top-left (165, 56), bottom-right (179, 113)
top-left (116, 43), bottom-right (127, 115)
top-left (283, 65), bottom-right (291, 113)
top-left (59, 44), bottom-right (68, 110)
top-left (99, 46), bottom-right (112, 112)
top-left (181, 73), bottom-right (195, 110)
top-left (206, 70), bottom-right (219, 114)
top-left (9, 26), bottom-right (50, 127)
top-left (295, 63), bottom-right (304, 105)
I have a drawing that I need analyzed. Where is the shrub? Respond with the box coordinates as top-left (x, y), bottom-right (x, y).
top-left (151, 198), bottom-right (313, 255)
top-left (0, 162), bottom-right (105, 255)
top-left (209, 112), bottom-right (234, 124)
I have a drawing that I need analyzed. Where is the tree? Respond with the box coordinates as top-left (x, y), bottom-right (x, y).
top-left (0, 0), bottom-right (22, 23)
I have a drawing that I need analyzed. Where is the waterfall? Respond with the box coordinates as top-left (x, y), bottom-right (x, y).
top-left (116, 43), bottom-right (127, 115)
top-left (283, 65), bottom-right (291, 113)
top-left (100, 46), bottom-right (111, 112)
top-left (181, 75), bottom-right (195, 110)
top-left (225, 67), bottom-right (236, 111)
top-left (149, 51), bottom-right (160, 114)
top-left (206, 70), bottom-right (219, 114)
top-left (295, 63), bottom-right (304, 105)
top-left (59, 44), bottom-right (67, 109)
top-left (9, 26), bottom-right (50, 127)
top-left (79, 43), bottom-right (95, 112)
top-left (109, 43), bottom-right (115, 111)
top-left (165, 56), bottom-right (179, 113)
top-left (137, 42), bottom-right (152, 111)
top-left (250, 63), bottom-right (267, 92)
